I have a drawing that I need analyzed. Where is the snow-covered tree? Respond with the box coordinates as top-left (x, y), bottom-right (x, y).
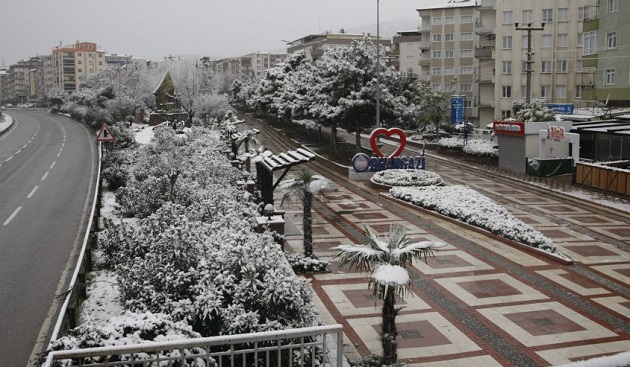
top-left (335, 224), bottom-right (444, 365)
top-left (513, 99), bottom-right (557, 122)
top-left (279, 169), bottom-right (332, 257)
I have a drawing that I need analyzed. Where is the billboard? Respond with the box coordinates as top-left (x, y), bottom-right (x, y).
top-left (450, 96), bottom-right (465, 125)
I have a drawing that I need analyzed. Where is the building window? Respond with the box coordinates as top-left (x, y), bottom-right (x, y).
top-left (502, 86), bottom-right (512, 98)
top-left (521, 85), bottom-right (528, 96)
top-left (502, 36), bottom-right (512, 49)
top-left (502, 110), bottom-right (512, 119)
top-left (444, 50), bottom-right (454, 58)
top-left (464, 100), bottom-right (472, 108)
top-left (502, 61), bottom-right (512, 74)
top-left (445, 33), bottom-right (454, 41)
top-left (605, 68), bottom-right (616, 85)
top-left (577, 33), bottom-right (583, 46)
top-left (406, 42), bottom-right (415, 49)
top-left (461, 33), bottom-right (473, 41)
top-left (576, 60), bottom-right (584, 72)
top-left (576, 85), bottom-right (583, 99)
top-left (433, 84), bottom-right (443, 91)
top-left (461, 49), bottom-right (473, 58)
top-left (557, 34), bottom-right (568, 47)
top-left (556, 85), bottom-right (567, 98)
top-left (556, 60), bottom-right (568, 73)
top-left (444, 67), bottom-right (454, 75)
top-left (444, 83), bottom-right (454, 91)
top-left (542, 34), bottom-right (553, 48)
top-left (522, 9), bottom-right (533, 23)
top-left (445, 16), bottom-right (454, 24)
top-left (503, 11), bottom-right (513, 25)
top-left (522, 35), bottom-right (530, 48)
top-left (541, 85), bottom-right (551, 98)
top-left (583, 31), bottom-right (598, 55)
top-left (578, 7), bottom-right (587, 21)
top-left (432, 50), bottom-right (442, 58)
top-left (406, 55), bottom-right (414, 62)
top-left (607, 32), bottom-right (617, 49)
top-left (432, 16), bottom-right (442, 25)
top-left (433, 34), bottom-right (442, 42)
top-left (543, 9), bottom-right (553, 22)
top-left (558, 8), bottom-right (569, 21)
top-left (608, 0), bottom-right (619, 13)
top-left (461, 15), bottom-right (473, 23)
top-left (541, 61), bottom-right (552, 73)
top-left (460, 66), bottom-right (473, 74)
top-left (432, 67), bottom-right (442, 75)
top-left (460, 83), bottom-right (472, 92)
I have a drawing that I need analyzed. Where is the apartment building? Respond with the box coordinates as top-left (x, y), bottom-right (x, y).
top-left (417, 0), bottom-right (479, 123)
top-left (213, 52), bottom-right (287, 82)
top-left (492, 0), bottom-right (597, 120)
top-left (52, 41), bottom-right (106, 92)
top-left (416, 0), bottom-right (598, 124)
top-left (391, 30), bottom-right (429, 81)
top-left (581, 0), bottom-right (630, 107)
top-left (286, 32), bottom-right (391, 62)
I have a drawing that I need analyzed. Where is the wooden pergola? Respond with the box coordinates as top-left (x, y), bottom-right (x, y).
top-left (256, 148), bottom-right (316, 205)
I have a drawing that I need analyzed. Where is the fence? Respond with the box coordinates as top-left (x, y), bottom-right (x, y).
top-left (43, 324), bottom-right (344, 367)
top-left (575, 162), bottom-right (630, 196)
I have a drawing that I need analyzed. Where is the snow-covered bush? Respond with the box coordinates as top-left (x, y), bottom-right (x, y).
top-left (92, 126), bottom-right (318, 341)
top-left (437, 137), bottom-right (463, 149)
top-left (48, 312), bottom-right (202, 365)
top-left (370, 169), bottom-right (442, 187)
top-left (285, 253), bottom-right (330, 273)
top-left (462, 139), bottom-right (498, 157)
top-left (390, 185), bottom-right (555, 252)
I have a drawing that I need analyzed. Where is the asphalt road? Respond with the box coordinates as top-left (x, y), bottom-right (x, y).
top-left (0, 110), bottom-right (97, 367)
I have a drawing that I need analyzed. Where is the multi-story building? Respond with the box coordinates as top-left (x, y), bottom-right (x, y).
top-left (105, 54), bottom-right (134, 67)
top-left (286, 32), bottom-right (391, 62)
top-left (0, 66), bottom-right (7, 105)
top-left (417, 0), bottom-right (479, 124)
top-left (581, 0), bottom-right (630, 107)
top-left (492, 0), bottom-right (597, 120)
top-left (391, 30), bottom-right (430, 82)
top-left (4, 57), bottom-right (45, 104)
top-left (213, 52), bottom-right (287, 81)
top-left (52, 41), bottom-right (106, 92)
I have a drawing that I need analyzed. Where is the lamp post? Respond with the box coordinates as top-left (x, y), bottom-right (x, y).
top-left (376, 0), bottom-right (381, 130)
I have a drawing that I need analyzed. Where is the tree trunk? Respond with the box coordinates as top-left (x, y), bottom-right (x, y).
top-left (330, 121), bottom-right (338, 154)
top-left (169, 172), bottom-right (179, 202)
top-left (355, 120), bottom-right (362, 153)
top-left (381, 287), bottom-right (398, 365)
top-left (303, 190), bottom-right (313, 257)
top-left (244, 140), bottom-right (251, 172)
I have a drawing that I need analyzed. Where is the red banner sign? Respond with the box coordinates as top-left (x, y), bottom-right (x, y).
top-left (493, 120), bottom-right (525, 136)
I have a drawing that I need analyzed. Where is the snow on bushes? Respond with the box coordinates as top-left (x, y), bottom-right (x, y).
top-left (390, 185), bottom-right (556, 252)
top-left (438, 137), bottom-right (498, 157)
top-left (55, 125), bottom-right (319, 353)
top-left (370, 169), bottom-right (442, 187)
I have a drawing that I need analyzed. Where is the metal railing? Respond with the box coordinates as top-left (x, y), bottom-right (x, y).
top-left (43, 324), bottom-right (345, 367)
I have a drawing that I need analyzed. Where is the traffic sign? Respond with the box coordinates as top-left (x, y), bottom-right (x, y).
top-left (96, 124), bottom-right (116, 142)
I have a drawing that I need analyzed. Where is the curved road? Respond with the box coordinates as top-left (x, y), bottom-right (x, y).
top-left (0, 110), bottom-right (97, 367)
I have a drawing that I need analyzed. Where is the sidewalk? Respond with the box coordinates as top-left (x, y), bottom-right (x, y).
top-left (0, 112), bottom-right (14, 135)
top-left (258, 126), bottom-right (630, 366)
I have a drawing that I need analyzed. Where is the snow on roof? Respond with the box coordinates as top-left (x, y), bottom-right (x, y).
top-left (417, 0), bottom-right (477, 11)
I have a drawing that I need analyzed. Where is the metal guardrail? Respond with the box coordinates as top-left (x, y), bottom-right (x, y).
top-left (43, 324), bottom-right (345, 367)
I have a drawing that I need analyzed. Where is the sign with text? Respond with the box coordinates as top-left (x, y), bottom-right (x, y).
top-left (451, 96), bottom-right (465, 125)
top-left (493, 120), bottom-right (525, 136)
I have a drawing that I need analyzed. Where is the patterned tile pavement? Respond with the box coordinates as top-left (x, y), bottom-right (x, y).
top-left (248, 117), bottom-right (630, 366)
top-left (275, 166), bottom-right (630, 367)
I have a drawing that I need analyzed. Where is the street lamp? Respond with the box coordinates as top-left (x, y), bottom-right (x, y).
top-left (376, 0), bottom-right (381, 130)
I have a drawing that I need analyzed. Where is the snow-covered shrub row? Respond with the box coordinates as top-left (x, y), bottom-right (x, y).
top-left (285, 253), bottom-right (330, 273)
top-left (438, 137), bottom-right (498, 157)
top-left (390, 185), bottom-right (555, 252)
top-left (59, 125), bottom-right (319, 351)
top-left (462, 139), bottom-right (498, 157)
top-left (370, 169), bottom-right (442, 187)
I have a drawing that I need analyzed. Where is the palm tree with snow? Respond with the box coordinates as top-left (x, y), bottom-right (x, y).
top-left (279, 168), bottom-right (331, 257)
top-left (335, 223), bottom-right (444, 365)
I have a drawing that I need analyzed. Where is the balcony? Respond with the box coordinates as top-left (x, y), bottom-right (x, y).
top-left (417, 25), bottom-right (431, 33)
top-left (476, 71), bottom-right (495, 83)
top-left (418, 54), bottom-right (431, 66)
top-left (474, 47), bottom-right (494, 59)
top-left (475, 24), bottom-right (494, 35)
top-left (477, 0), bottom-right (495, 9)
top-left (419, 41), bottom-right (430, 51)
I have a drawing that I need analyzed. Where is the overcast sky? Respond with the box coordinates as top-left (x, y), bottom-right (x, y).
top-left (0, 0), bottom-right (423, 65)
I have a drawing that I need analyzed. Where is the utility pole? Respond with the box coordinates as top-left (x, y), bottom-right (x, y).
top-left (376, 0), bottom-right (381, 129)
top-left (514, 22), bottom-right (545, 104)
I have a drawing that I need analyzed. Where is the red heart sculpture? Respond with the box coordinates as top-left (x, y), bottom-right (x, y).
top-left (369, 128), bottom-right (407, 158)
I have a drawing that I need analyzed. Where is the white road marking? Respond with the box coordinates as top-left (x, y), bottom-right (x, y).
top-left (27, 186), bottom-right (39, 199)
top-left (41, 172), bottom-right (49, 181)
top-left (3, 207), bottom-right (21, 226)
top-left (5, 156), bottom-right (12, 162)
top-left (49, 162), bottom-right (56, 169)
